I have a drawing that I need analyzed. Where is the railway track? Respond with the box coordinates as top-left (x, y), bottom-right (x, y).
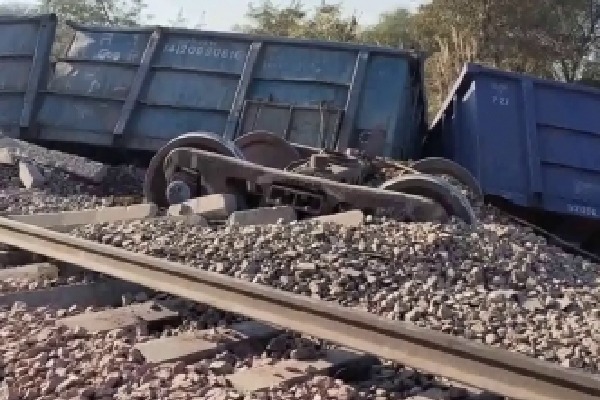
top-left (1, 235), bottom-right (500, 400)
top-left (1, 11), bottom-right (600, 400)
top-left (1, 213), bottom-right (600, 400)
top-left (2, 143), bottom-right (600, 400)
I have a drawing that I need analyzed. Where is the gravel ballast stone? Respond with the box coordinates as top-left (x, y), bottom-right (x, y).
top-left (0, 283), bottom-right (490, 400)
top-left (1, 137), bottom-right (598, 396)
top-left (0, 137), bottom-right (108, 183)
top-left (71, 210), bottom-right (600, 374)
top-left (0, 141), bottom-right (143, 216)
top-left (19, 161), bottom-right (46, 189)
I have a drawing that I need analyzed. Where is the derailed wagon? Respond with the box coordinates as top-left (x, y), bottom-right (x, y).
top-left (426, 63), bottom-right (600, 247)
top-left (0, 14), bottom-right (478, 224)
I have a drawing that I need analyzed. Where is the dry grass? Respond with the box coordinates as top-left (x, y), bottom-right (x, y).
top-left (425, 27), bottom-right (483, 120)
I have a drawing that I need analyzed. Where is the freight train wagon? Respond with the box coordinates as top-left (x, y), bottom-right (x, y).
top-left (7, 14), bottom-right (600, 237)
top-left (1, 14), bottom-right (484, 224)
top-left (0, 14), bottom-right (428, 164)
top-left (427, 63), bottom-right (600, 248)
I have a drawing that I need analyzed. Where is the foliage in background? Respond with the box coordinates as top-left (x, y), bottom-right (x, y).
top-left (424, 28), bottom-right (478, 118)
top-left (360, 8), bottom-right (416, 49)
top-left (233, 1), bottom-right (358, 41)
top-left (38, 0), bottom-right (149, 26)
top-left (232, 0), bottom-right (305, 36)
top-left (236, 0), bottom-right (600, 117)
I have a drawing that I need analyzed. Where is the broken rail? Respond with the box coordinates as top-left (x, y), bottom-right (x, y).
top-left (0, 216), bottom-right (598, 400)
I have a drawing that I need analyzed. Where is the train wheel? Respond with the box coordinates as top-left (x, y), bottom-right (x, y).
top-left (234, 131), bottom-right (301, 170)
top-left (410, 157), bottom-right (483, 200)
top-left (380, 174), bottom-right (477, 225)
top-left (144, 132), bottom-right (244, 207)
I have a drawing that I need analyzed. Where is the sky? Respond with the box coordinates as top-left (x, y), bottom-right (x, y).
top-left (12, 0), bottom-right (425, 31)
top-left (141, 0), bottom-right (422, 31)
top-left (130, 0), bottom-right (424, 31)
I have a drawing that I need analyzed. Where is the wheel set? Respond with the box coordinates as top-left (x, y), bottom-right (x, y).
top-left (144, 131), bottom-right (480, 225)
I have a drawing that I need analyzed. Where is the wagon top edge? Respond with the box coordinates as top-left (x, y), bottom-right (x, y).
top-left (64, 20), bottom-right (425, 60)
top-left (0, 13), bottom-right (57, 24)
top-left (429, 62), bottom-right (600, 131)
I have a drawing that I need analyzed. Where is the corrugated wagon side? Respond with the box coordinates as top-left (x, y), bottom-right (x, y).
top-left (0, 14), bottom-right (56, 137)
top-left (26, 21), bottom-right (428, 161)
top-left (428, 63), bottom-right (600, 222)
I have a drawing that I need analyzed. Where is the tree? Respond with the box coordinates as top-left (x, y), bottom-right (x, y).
top-left (301, 2), bottom-right (358, 42)
top-left (234, 0), bottom-right (306, 36)
top-left (538, 0), bottom-right (600, 81)
top-left (234, 0), bottom-right (358, 41)
top-left (406, 0), bottom-right (593, 114)
top-left (360, 8), bottom-right (415, 48)
top-left (38, 0), bottom-right (149, 26)
top-left (412, 0), bottom-right (600, 80)
top-left (406, 0), bottom-right (487, 116)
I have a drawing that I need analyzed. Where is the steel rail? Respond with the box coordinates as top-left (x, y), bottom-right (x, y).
top-left (0, 216), bottom-right (599, 400)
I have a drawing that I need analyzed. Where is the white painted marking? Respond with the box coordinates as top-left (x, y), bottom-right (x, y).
top-left (567, 204), bottom-right (598, 217)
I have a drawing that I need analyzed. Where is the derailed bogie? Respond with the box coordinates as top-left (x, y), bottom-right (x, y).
top-left (163, 146), bottom-right (449, 221)
top-left (151, 131), bottom-right (478, 225)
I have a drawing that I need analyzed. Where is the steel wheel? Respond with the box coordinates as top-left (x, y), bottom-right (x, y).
top-left (380, 174), bottom-right (477, 225)
top-left (410, 157), bottom-right (483, 199)
top-left (234, 131), bottom-right (301, 170)
top-left (144, 132), bottom-right (243, 207)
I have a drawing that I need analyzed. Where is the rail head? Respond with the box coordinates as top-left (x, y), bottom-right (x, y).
top-left (0, 216), bottom-right (599, 400)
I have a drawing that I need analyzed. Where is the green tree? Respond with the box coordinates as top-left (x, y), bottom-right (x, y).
top-left (39, 0), bottom-right (149, 26)
top-left (301, 2), bottom-right (358, 42)
top-left (411, 0), bottom-right (599, 81)
top-left (360, 8), bottom-right (415, 48)
top-left (406, 0), bottom-right (599, 114)
top-left (539, 0), bottom-right (599, 81)
top-left (234, 0), bottom-right (358, 41)
top-left (233, 0), bottom-right (306, 36)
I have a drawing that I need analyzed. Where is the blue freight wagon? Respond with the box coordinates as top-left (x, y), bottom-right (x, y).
top-left (427, 63), bottom-right (600, 223)
top-left (10, 19), bottom-right (428, 161)
top-left (0, 14), bottom-right (55, 137)
top-left (0, 15), bottom-right (480, 222)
